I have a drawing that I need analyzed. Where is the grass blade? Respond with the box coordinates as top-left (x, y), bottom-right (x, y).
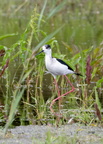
top-left (32, 25), bottom-right (64, 56)
top-left (47, 1), bottom-right (66, 19)
top-left (3, 67), bottom-right (33, 135)
top-left (3, 88), bottom-right (25, 135)
top-left (38, 0), bottom-right (47, 29)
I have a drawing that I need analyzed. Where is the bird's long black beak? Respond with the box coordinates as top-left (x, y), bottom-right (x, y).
top-left (35, 50), bottom-right (44, 56)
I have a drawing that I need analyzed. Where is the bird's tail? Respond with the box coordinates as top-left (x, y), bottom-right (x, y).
top-left (75, 72), bottom-right (83, 76)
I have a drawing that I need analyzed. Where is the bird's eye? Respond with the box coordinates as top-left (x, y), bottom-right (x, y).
top-left (46, 45), bottom-right (50, 49)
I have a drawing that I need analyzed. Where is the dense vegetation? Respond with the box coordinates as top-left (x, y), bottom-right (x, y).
top-left (0, 0), bottom-right (103, 134)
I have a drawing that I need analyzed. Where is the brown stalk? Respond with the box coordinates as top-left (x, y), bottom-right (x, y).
top-left (94, 103), bottom-right (102, 121)
top-left (0, 59), bottom-right (9, 77)
top-left (0, 50), bottom-right (5, 57)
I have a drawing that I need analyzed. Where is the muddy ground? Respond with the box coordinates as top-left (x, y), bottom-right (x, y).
top-left (0, 123), bottom-right (103, 144)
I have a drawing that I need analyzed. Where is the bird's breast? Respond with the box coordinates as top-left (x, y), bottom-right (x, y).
top-left (45, 57), bottom-right (53, 71)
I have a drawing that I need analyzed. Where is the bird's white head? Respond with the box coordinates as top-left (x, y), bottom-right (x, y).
top-left (35, 45), bottom-right (51, 56)
top-left (42, 45), bottom-right (51, 55)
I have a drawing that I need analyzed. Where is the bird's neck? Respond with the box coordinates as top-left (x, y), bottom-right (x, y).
top-left (45, 52), bottom-right (52, 64)
top-left (45, 52), bottom-right (52, 59)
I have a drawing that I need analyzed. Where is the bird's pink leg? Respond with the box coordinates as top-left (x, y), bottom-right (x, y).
top-left (54, 78), bottom-right (61, 96)
top-left (50, 75), bottom-right (75, 115)
top-left (61, 75), bottom-right (75, 97)
top-left (50, 78), bottom-right (61, 113)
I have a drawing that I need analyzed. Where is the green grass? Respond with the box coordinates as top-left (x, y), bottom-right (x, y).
top-left (0, 0), bottom-right (103, 135)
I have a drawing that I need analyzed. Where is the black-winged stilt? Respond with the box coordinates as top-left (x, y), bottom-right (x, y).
top-left (36, 45), bottom-right (82, 115)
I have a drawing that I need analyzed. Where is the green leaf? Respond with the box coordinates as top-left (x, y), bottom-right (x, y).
top-left (33, 25), bottom-right (64, 53)
top-left (0, 33), bottom-right (18, 40)
top-left (94, 87), bottom-right (101, 110)
top-left (0, 45), bottom-right (8, 50)
top-left (96, 77), bottom-right (103, 88)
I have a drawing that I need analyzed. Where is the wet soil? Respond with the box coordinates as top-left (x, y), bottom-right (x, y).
top-left (0, 123), bottom-right (103, 144)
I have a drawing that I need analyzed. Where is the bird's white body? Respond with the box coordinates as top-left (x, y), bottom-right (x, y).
top-left (45, 54), bottom-right (74, 78)
top-left (42, 45), bottom-right (75, 78)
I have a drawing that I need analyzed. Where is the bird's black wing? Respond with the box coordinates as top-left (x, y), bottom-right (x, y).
top-left (56, 58), bottom-right (74, 71)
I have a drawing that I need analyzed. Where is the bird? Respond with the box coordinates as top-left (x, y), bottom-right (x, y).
top-left (36, 45), bottom-right (82, 115)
